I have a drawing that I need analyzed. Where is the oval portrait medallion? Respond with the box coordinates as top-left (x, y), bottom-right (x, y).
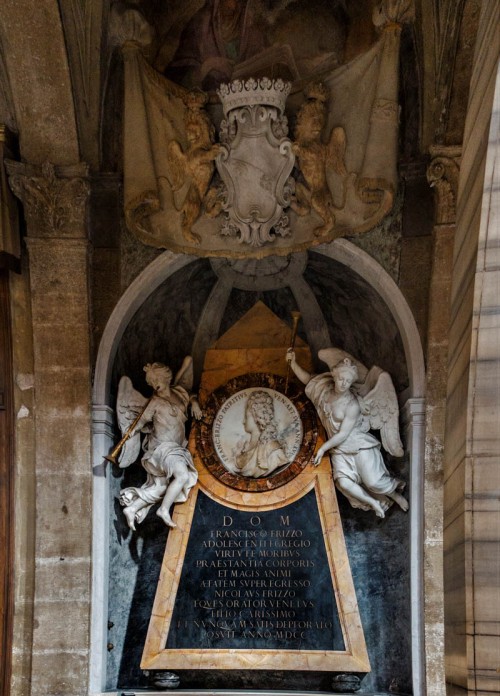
top-left (197, 373), bottom-right (317, 492)
top-left (213, 387), bottom-right (303, 478)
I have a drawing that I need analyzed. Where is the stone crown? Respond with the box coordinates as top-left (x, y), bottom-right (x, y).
top-left (218, 78), bottom-right (291, 116)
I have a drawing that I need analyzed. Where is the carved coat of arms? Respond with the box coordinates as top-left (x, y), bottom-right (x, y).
top-left (116, 1), bottom-right (413, 258)
top-left (216, 79), bottom-right (294, 247)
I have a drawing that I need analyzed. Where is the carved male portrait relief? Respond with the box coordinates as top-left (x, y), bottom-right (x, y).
top-left (212, 387), bottom-right (303, 478)
top-left (197, 373), bottom-right (317, 492)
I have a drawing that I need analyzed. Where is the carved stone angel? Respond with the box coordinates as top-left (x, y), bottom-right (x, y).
top-left (167, 91), bottom-right (222, 244)
top-left (286, 347), bottom-right (408, 518)
top-left (115, 357), bottom-right (202, 530)
top-left (291, 82), bottom-right (347, 237)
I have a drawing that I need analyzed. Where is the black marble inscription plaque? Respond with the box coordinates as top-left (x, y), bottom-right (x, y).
top-left (166, 490), bottom-right (345, 651)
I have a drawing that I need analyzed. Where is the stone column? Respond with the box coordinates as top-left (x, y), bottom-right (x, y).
top-left (423, 147), bottom-right (461, 696)
top-left (402, 397), bottom-right (426, 696)
top-left (7, 161), bottom-right (92, 696)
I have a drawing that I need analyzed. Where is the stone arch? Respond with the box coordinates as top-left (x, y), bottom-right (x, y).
top-left (317, 239), bottom-right (425, 397)
top-left (94, 242), bottom-right (424, 406)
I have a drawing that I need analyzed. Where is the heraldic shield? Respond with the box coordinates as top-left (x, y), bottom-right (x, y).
top-left (216, 79), bottom-right (295, 248)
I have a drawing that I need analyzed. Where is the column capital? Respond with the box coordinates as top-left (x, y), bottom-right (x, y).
top-left (6, 160), bottom-right (90, 239)
top-left (427, 146), bottom-right (461, 225)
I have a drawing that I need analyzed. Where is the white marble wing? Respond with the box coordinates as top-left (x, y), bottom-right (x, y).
top-left (355, 366), bottom-right (404, 457)
top-left (174, 355), bottom-right (194, 392)
top-left (116, 376), bottom-right (148, 469)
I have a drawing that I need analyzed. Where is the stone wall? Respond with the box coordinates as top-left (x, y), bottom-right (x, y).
top-left (444, 1), bottom-right (500, 693)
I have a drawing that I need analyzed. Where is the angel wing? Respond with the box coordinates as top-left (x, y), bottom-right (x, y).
top-left (174, 355), bottom-right (194, 393)
top-left (354, 366), bottom-right (404, 457)
top-left (116, 376), bottom-right (148, 468)
top-left (327, 126), bottom-right (348, 177)
top-left (167, 140), bottom-right (188, 192)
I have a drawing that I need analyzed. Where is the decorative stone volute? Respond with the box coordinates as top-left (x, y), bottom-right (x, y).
top-left (426, 147), bottom-right (461, 225)
top-left (6, 160), bottom-right (90, 238)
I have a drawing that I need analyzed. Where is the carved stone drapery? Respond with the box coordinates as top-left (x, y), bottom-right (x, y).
top-left (373, 0), bottom-right (415, 28)
top-left (426, 147), bottom-right (461, 225)
top-left (6, 160), bottom-right (90, 238)
top-left (118, 2), bottom-right (413, 257)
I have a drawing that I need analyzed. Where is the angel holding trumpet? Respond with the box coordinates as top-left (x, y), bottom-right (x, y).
top-left (108, 357), bottom-right (202, 530)
top-left (286, 347), bottom-right (408, 518)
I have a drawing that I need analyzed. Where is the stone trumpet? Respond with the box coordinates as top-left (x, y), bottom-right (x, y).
top-left (284, 311), bottom-right (301, 394)
top-left (104, 399), bottom-right (151, 465)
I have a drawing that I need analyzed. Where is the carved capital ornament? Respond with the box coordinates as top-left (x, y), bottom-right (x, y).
top-left (427, 147), bottom-right (461, 225)
top-left (6, 161), bottom-right (90, 238)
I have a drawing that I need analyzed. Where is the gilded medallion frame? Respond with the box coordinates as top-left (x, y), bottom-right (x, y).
top-left (197, 373), bottom-right (317, 492)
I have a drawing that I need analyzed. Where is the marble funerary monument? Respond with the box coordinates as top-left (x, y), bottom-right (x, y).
top-left (0, 1), bottom-right (499, 696)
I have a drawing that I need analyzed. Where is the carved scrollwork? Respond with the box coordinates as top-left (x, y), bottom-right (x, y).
top-left (427, 149), bottom-right (461, 225)
top-left (6, 161), bottom-right (90, 238)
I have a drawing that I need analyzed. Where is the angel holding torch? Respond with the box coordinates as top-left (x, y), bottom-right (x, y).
top-left (110, 357), bottom-right (202, 530)
top-left (286, 347), bottom-right (408, 518)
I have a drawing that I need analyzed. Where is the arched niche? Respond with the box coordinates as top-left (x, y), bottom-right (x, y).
top-left (91, 240), bottom-right (425, 694)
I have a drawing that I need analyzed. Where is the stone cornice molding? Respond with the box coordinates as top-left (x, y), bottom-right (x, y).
top-left (5, 160), bottom-right (90, 239)
top-left (426, 146), bottom-right (461, 225)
